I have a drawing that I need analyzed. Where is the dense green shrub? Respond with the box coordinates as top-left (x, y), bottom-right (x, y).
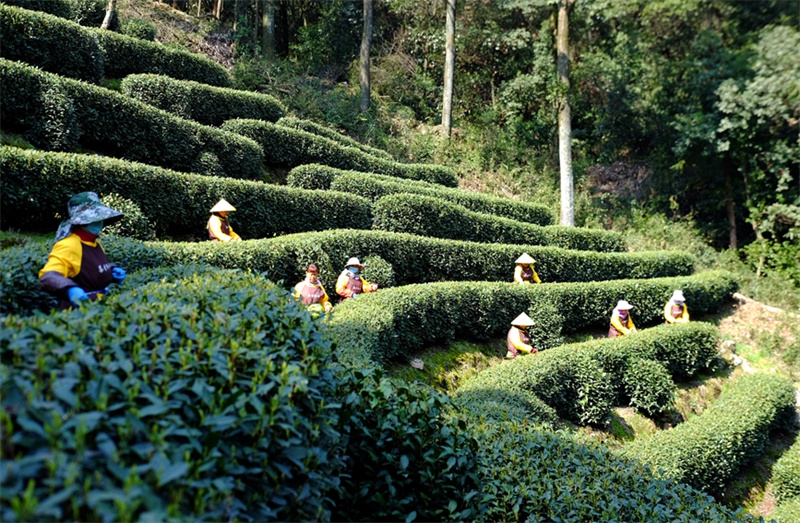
top-left (330, 367), bottom-right (481, 521)
top-left (772, 438), bottom-right (800, 503)
top-left (276, 117), bottom-right (393, 160)
top-left (622, 358), bottom-right (676, 417)
top-left (0, 241), bottom-right (56, 315)
top-left (288, 164), bottom-right (554, 226)
top-left (0, 147), bottom-right (371, 241)
top-left (100, 193), bottom-right (156, 241)
top-left (0, 61), bottom-right (263, 178)
top-left (222, 118), bottom-right (459, 187)
top-left (464, 419), bottom-right (747, 521)
top-left (0, 4), bottom-right (104, 83)
top-left (622, 373), bottom-right (797, 495)
top-left (26, 84), bottom-right (81, 151)
top-left (121, 74), bottom-right (285, 126)
top-left (327, 273), bottom-right (736, 365)
top-left (373, 193), bottom-right (625, 252)
top-left (360, 255), bottom-right (395, 289)
top-left (772, 498), bottom-right (800, 523)
top-left (119, 18), bottom-right (157, 41)
top-left (0, 267), bottom-right (342, 521)
top-left (1, 0), bottom-right (72, 19)
top-left (65, 0), bottom-right (105, 26)
top-left (453, 388), bottom-right (559, 426)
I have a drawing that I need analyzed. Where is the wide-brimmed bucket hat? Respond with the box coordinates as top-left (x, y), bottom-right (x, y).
top-left (210, 199), bottom-right (236, 213)
top-left (671, 290), bottom-right (685, 303)
top-left (615, 300), bottom-right (634, 311)
top-left (515, 253), bottom-right (535, 265)
top-left (344, 257), bottom-right (364, 269)
top-left (511, 312), bottom-right (536, 327)
top-left (55, 191), bottom-right (124, 241)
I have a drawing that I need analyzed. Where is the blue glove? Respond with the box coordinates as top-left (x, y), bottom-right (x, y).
top-left (112, 267), bottom-right (126, 283)
top-left (67, 287), bottom-right (89, 305)
top-left (352, 293), bottom-right (359, 298)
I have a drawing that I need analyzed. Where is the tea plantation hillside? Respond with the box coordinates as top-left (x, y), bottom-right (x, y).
top-left (1, 4), bottom-right (797, 522)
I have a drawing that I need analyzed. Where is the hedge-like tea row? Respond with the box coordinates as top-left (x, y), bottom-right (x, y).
top-left (373, 193), bottom-right (625, 252)
top-left (0, 4), bottom-right (230, 86)
top-left (462, 417), bottom-right (746, 522)
top-left (0, 4), bottom-right (103, 83)
top-left (276, 117), bottom-right (393, 160)
top-left (772, 438), bottom-right (800, 503)
top-left (456, 323), bottom-right (719, 426)
top-left (288, 164), bottom-right (554, 226)
top-left (327, 271), bottom-right (737, 365)
top-left (121, 74), bottom-right (285, 126)
top-left (0, 267), bottom-right (342, 521)
top-left (0, 229), bottom-right (694, 320)
top-left (772, 498), bottom-right (800, 523)
top-left (0, 60), bottom-right (262, 178)
top-left (2, 0), bottom-right (72, 19)
top-left (221, 118), bottom-right (459, 187)
top-left (622, 373), bottom-right (797, 495)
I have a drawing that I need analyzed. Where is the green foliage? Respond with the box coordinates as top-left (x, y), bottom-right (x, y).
top-left (0, 4), bottom-right (104, 83)
top-left (222, 118), bottom-right (459, 187)
top-left (288, 163), bottom-right (554, 226)
top-left (0, 60), bottom-right (263, 179)
top-left (330, 368), bottom-right (481, 521)
top-left (64, 0), bottom-right (105, 26)
top-left (277, 117), bottom-right (393, 160)
top-left (622, 358), bottom-right (676, 417)
top-left (328, 273), bottom-right (736, 366)
top-left (0, 0), bottom-right (72, 19)
top-left (119, 18), bottom-right (157, 41)
top-left (373, 193), bottom-right (626, 252)
top-left (100, 193), bottom-right (156, 241)
top-left (0, 267), bottom-right (343, 521)
top-left (772, 438), bottom-right (800, 504)
top-left (27, 85), bottom-right (80, 151)
top-left (623, 373), bottom-right (797, 495)
top-left (772, 497), bottom-right (800, 523)
top-left (0, 147), bottom-right (371, 241)
top-left (361, 255), bottom-right (395, 289)
top-left (0, 241), bottom-right (55, 315)
top-left (121, 74), bottom-right (286, 126)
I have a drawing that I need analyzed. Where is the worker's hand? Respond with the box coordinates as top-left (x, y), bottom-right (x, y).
top-left (112, 267), bottom-right (126, 284)
top-left (324, 302), bottom-right (333, 313)
top-left (352, 293), bottom-right (359, 298)
top-left (67, 287), bottom-right (89, 306)
top-left (371, 283), bottom-right (379, 291)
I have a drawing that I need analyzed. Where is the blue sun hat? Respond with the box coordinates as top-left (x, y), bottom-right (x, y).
top-left (55, 192), bottom-right (124, 241)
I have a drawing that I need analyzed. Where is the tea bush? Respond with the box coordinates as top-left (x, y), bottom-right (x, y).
top-left (288, 164), bottom-right (553, 226)
top-left (0, 267), bottom-right (342, 521)
top-left (464, 419), bottom-right (747, 521)
top-left (1, 0), bottom-right (72, 19)
top-left (360, 255), bottom-right (395, 289)
top-left (772, 438), bottom-right (800, 503)
top-left (119, 18), bottom-right (157, 41)
top-left (0, 4), bottom-right (103, 83)
top-left (100, 193), bottom-right (156, 241)
top-left (121, 74), bottom-right (285, 126)
top-left (0, 147), bottom-right (371, 239)
top-left (0, 4), bottom-right (230, 86)
top-left (276, 117), bottom-right (393, 160)
top-left (622, 358), bottom-right (676, 417)
top-left (327, 272), bottom-right (736, 365)
top-left (222, 118), bottom-right (458, 187)
top-left (772, 498), bottom-right (800, 523)
top-left (0, 241), bottom-right (55, 315)
top-left (622, 373), bottom-right (797, 495)
top-left (373, 193), bottom-right (625, 252)
top-left (0, 60), bottom-right (262, 178)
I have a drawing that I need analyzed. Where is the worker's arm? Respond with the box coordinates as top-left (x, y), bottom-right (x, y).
top-left (39, 236), bottom-right (81, 296)
top-left (680, 306), bottom-right (689, 323)
top-left (319, 286), bottom-right (332, 312)
top-left (513, 265), bottom-right (526, 284)
top-left (509, 328), bottom-right (534, 354)
top-left (336, 272), bottom-right (352, 298)
top-left (362, 277), bottom-right (377, 293)
top-left (664, 302), bottom-right (677, 323)
top-left (208, 215), bottom-right (233, 242)
top-left (611, 312), bottom-right (633, 335)
top-left (531, 268), bottom-right (542, 284)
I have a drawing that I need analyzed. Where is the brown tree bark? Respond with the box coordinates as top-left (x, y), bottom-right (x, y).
top-left (442, 0), bottom-right (456, 136)
top-left (100, 0), bottom-right (116, 29)
top-left (359, 0), bottom-right (373, 113)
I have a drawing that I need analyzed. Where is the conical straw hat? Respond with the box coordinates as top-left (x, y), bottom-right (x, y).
top-left (511, 312), bottom-right (535, 327)
top-left (210, 199), bottom-right (236, 213)
top-left (515, 253), bottom-right (535, 264)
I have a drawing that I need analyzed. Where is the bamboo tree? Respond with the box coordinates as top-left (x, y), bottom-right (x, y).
top-left (442, 0), bottom-right (456, 136)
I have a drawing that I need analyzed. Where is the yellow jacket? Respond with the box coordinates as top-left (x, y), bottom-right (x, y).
top-left (336, 270), bottom-right (375, 299)
top-left (507, 326), bottom-right (534, 354)
top-left (293, 279), bottom-right (332, 310)
top-left (610, 310), bottom-right (636, 335)
top-left (514, 264), bottom-right (541, 284)
top-left (208, 214), bottom-right (241, 242)
top-left (664, 301), bottom-right (689, 323)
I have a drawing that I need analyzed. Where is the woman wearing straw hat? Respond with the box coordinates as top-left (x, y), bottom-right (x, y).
top-left (506, 312), bottom-right (538, 359)
top-left (294, 264), bottom-right (333, 315)
top-left (336, 257), bottom-right (378, 301)
top-left (207, 199), bottom-right (242, 242)
top-left (664, 289), bottom-right (690, 324)
top-left (514, 253), bottom-right (542, 284)
top-left (39, 192), bottom-right (127, 310)
top-left (609, 300), bottom-right (637, 337)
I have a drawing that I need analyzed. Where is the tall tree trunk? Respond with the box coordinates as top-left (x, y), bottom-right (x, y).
top-left (100, 0), bottom-right (116, 29)
top-left (442, 0), bottom-right (456, 136)
top-left (214, 0), bottom-right (223, 19)
top-left (197, 0), bottom-right (201, 18)
top-left (360, 0), bottom-right (373, 113)
top-left (725, 165), bottom-right (738, 250)
top-left (261, 0), bottom-right (275, 56)
top-left (556, 0), bottom-right (575, 226)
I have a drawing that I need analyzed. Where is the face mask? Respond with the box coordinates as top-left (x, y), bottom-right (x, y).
top-left (84, 220), bottom-right (103, 235)
top-left (348, 266), bottom-right (359, 275)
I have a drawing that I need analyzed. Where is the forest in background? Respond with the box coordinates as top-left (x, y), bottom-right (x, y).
top-left (105, 0), bottom-right (800, 308)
